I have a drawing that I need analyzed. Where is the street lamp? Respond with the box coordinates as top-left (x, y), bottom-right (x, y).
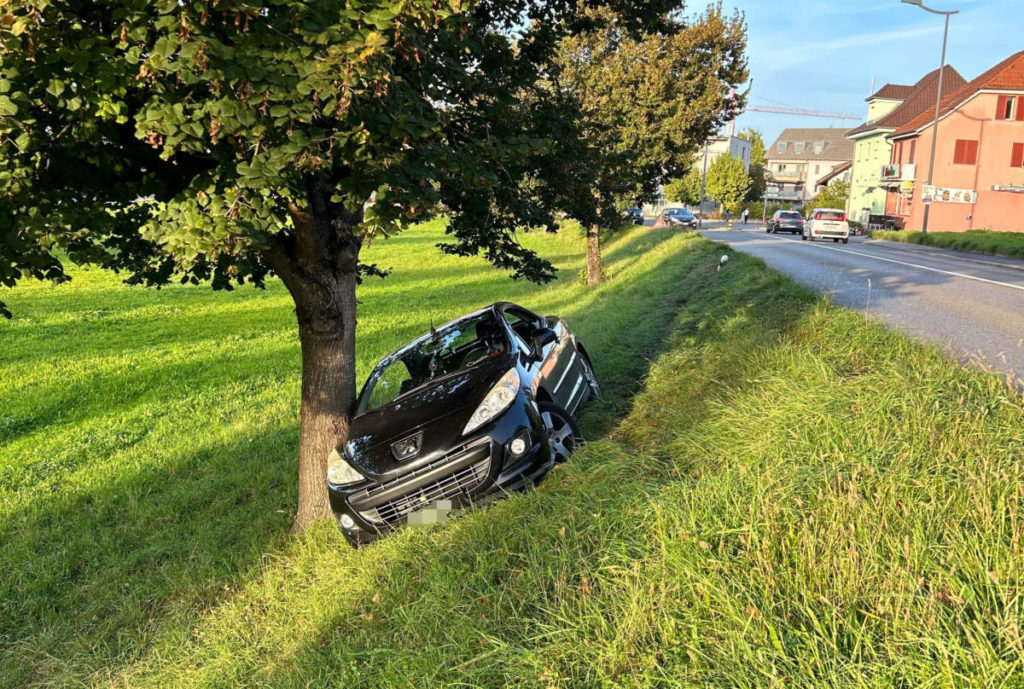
top-left (901, 0), bottom-right (958, 234)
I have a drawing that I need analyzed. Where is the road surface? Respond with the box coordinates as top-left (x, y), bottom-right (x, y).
top-left (698, 226), bottom-right (1024, 387)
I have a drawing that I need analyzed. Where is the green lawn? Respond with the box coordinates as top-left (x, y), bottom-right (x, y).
top-left (873, 229), bottom-right (1024, 259)
top-left (3, 223), bottom-right (1023, 687)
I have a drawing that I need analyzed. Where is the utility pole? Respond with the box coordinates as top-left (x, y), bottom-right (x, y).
top-left (699, 140), bottom-right (709, 228)
top-left (902, 0), bottom-right (958, 234)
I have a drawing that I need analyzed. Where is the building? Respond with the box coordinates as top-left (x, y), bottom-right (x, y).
top-left (846, 67), bottom-right (966, 222)
top-left (885, 51), bottom-right (1024, 233)
top-left (766, 128), bottom-right (854, 205)
top-left (699, 120), bottom-right (752, 174)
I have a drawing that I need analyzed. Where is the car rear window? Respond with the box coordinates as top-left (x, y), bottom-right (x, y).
top-left (815, 211), bottom-right (846, 221)
top-left (780, 212), bottom-right (801, 220)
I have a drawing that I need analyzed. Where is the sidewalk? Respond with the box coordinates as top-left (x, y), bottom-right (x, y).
top-left (864, 237), bottom-right (1024, 273)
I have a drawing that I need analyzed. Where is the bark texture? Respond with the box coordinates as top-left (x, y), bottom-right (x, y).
top-left (264, 187), bottom-right (362, 533)
top-left (586, 221), bottom-right (602, 286)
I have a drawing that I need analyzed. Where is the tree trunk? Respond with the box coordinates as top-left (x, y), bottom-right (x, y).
top-left (265, 191), bottom-right (363, 534)
top-left (291, 270), bottom-right (359, 533)
top-left (586, 221), bottom-right (602, 286)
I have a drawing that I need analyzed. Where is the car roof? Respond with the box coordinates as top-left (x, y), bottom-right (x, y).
top-left (812, 208), bottom-right (845, 213)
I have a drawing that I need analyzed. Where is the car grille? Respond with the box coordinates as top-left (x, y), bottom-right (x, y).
top-left (352, 442), bottom-right (492, 526)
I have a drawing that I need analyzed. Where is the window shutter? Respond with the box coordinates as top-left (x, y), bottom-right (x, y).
top-left (954, 140), bottom-right (965, 164)
top-left (967, 140), bottom-right (979, 165)
top-left (1012, 143), bottom-right (1024, 168)
top-left (1017, 98), bottom-right (1024, 121)
top-left (997, 95), bottom-right (1009, 120)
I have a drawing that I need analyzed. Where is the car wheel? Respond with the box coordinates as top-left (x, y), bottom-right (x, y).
top-left (843, 238), bottom-right (849, 244)
top-left (833, 238), bottom-right (839, 243)
top-left (539, 402), bottom-right (581, 464)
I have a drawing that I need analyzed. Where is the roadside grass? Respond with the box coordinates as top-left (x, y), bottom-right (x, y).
top-left (873, 229), bottom-right (1024, 259)
top-left (4, 227), bottom-right (1024, 687)
top-left (0, 222), bottom-right (698, 688)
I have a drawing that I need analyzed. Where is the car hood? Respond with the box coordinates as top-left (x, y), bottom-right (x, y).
top-left (345, 355), bottom-right (514, 480)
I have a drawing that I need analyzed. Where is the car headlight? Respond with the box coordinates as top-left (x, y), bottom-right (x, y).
top-left (327, 448), bottom-right (364, 486)
top-left (463, 368), bottom-right (520, 435)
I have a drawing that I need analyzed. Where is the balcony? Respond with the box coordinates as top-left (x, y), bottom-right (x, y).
top-left (880, 163), bottom-right (916, 183)
top-left (771, 170), bottom-right (805, 183)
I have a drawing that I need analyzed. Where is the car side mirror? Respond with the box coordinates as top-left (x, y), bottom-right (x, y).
top-left (532, 327), bottom-right (558, 354)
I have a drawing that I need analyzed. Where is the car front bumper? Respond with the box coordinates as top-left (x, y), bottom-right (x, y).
top-left (328, 398), bottom-right (550, 546)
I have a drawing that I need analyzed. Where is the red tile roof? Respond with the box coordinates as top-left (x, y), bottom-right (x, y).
top-left (848, 66), bottom-right (965, 138)
top-left (892, 51), bottom-right (1024, 139)
top-left (869, 83), bottom-right (914, 101)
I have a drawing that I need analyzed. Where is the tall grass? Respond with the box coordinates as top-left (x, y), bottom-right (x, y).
top-left (873, 229), bottom-right (1024, 259)
top-left (3, 227), bottom-right (1022, 687)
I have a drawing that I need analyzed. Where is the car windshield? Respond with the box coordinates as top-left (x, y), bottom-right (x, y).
top-left (668, 208), bottom-right (690, 216)
top-left (356, 313), bottom-right (509, 415)
top-left (779, 212), bottom-right (802, 220)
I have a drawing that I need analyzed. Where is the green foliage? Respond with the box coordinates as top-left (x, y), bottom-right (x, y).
top-left (705, 153), bottom-right (750, 214)
top-left (872, 230), bottom-right (1024, 258)
top-left (663, 168), bottom-right (704, 206)
top-left (808, 179), bottom-right (850, 212)
top-left (738, 128), bottom-right (767, 201)
top-left (0, 0), bottom-right (687, 314)
top-left (555, 4), bottom-right (747, 227)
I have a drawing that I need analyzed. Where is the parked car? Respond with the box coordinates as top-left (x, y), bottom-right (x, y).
top-left (766, 210), bottom-right (805, 235)
top-left (803, 208), bottom-right (850, 244)
top-left (328, 303), bottom-right (599, 546)
top-left (658, 207), bottom-right (698, 229)
top-left (625, 207), bottom-right (644, 225)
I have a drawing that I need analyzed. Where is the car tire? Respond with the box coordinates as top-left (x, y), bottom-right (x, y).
top-left (843, 238), bottom-right (849, 244)
top-left (833, 238), bottom-right (839, 243)
top-left (539, 402), bottom-right (581, 464)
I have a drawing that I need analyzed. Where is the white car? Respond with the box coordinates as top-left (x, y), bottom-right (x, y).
top-left (803, 208), bottom-right (850, 244)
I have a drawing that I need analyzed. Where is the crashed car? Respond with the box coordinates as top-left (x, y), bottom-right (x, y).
top-left (328, 302), bottom-right (599, 546)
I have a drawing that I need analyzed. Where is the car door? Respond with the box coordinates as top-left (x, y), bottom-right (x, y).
top-left (502, 306), bottom-right (578, 409)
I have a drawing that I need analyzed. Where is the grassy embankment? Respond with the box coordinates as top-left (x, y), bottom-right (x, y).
top-left (873, 229), bottom-right (1024, 259)
top-left (2, 222), bottom-right (1023, 687)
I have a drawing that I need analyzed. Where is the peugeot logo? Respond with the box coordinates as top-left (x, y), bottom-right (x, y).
top-left (391, 432), bottom-right (423, 461)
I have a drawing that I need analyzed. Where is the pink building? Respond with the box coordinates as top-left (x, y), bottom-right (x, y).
top-left (885, 51), bottom-right (1024, 233)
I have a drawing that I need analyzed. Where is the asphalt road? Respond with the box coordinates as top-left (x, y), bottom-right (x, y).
top-left (696, 224), bottom-right (1024, 387)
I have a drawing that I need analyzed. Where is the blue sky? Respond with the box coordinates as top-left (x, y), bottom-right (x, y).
top-left (715, 0), bottom-right (1018, 145)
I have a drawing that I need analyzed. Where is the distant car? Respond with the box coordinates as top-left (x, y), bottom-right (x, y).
top-left (803, 208), bottom-right (850, 244)
top-left (328, 303), bottom-right (599, 546)
top-left (625, 207), bottom-right (644, 225)
top-left (766, 210), bottom-right (805, 235)
top-left (658, 207), bottom-right (698, 229)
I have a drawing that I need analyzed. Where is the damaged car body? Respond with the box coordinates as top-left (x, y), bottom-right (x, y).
top-left (328, 302), bottom-right (599, 546)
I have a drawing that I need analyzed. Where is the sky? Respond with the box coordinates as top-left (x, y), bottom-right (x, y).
top-left (714, 0), bottom-right (1020, 145)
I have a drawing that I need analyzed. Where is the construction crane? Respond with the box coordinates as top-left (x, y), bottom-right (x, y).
top-left (747, 105), bottom-right (861, 121)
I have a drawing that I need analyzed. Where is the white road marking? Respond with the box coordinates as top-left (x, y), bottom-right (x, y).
top-left (744, 233), bottom-right (1024, 292)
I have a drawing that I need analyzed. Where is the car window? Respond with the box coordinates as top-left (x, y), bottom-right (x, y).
top-left (780, 212), bottom-right (801, 220)
top-left (815, 210), bottom-right (845, 221)
top-left (502, 307), bottom-right (539, 350)
top-left (357, 313), bottom-right (509, 414)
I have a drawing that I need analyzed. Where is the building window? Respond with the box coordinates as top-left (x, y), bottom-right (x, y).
top-left (794, 142), bottom-right (805, 155)
top-left (815, 165), bottom-right (820, 174)
top-left (1012, 143), bottom-right (1024, 168)
top-left (777, 164), bottom-right (786, 172)
top-left (814, 142), bottom-right (824, 155)
top-left (909, 140), bottom-right (916, 164)
top-left (777, 142), bottom-right (787, 154)
top-left (998, 95), bottom-right (1015, 120)
top-left (953, 139), bottom-right (979, 165)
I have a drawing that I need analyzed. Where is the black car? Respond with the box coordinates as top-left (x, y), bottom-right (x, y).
top-left (659, 207), bottom-right (698, 229)
top-left (328, 303), bottom-right (599, 546)
top-left (625, 207), bottom-right (644, 225)
top-left (767, 210), bottom-right (804, 235)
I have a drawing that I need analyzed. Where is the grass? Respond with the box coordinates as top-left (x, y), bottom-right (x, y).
top-left (3, 223), bottom-right (1024, 687)
top-left (873, 229), bottom-right (1024, 259)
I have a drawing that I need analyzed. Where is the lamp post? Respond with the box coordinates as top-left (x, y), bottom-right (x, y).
top-left (902, 0), bottom-right (958, 234)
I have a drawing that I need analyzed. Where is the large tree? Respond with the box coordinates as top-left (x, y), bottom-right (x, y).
top-left (738, 127), bottom-right (767, 201)
top-left (705, 152), bottom-right (750, 214)
top-left (664, 167), bottom-right (704, 207)
top-left (555, 4), bottom-right (747, 285)
top-left (0, 0), bottom-right (683, 531)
